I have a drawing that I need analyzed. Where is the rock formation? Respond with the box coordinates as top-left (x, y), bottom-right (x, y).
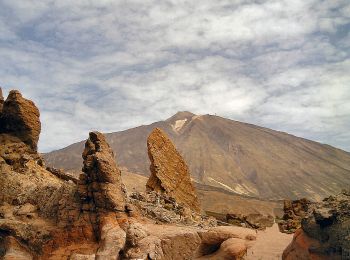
top-left (226, 213), bottom-right (274, 230)
top-left (283, 191), bottom-right (350, 259)
top-left (146, 127), bottom-right (201, 212)
top-left (77, 131), bottom-right (128, 257)
top-left (0, 90), bottom-right (41, 151)
top-left (278, 198), bottom-right (311, 233)
top-left (79, 131), bottom-right (127, 213)
top-left (0, 90), bottom-right (261, 259)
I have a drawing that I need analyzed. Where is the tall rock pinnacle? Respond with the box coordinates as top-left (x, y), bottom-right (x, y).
top-left (79, 131), bottom-right (127, 212)
top-left (0, 90), bottom-right (41, 151)
top-left (146, 127), bottom-right (201, 212)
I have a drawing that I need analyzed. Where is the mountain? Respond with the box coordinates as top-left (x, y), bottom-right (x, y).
top-left (44, 111), bottom-right (350, 200)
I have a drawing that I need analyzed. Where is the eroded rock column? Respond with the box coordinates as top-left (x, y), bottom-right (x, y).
top-left (78, 131), bottom-right (127, 257)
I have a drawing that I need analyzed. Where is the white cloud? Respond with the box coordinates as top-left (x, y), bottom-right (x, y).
top-left (0, 0), bottom-right (349, 152)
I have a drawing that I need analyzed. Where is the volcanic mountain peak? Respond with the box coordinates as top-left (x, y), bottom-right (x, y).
top-left (166, 111), bottom-right (196, 122)
top-left (44, 111), bottom-right (350, 201)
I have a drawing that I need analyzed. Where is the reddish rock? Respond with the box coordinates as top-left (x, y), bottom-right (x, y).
top-left (0, 90), bottom-right (41, 151)
top-left (283, 191), bottom-right (350, 259)
top-left (1, 236), bottom-right (33, 260)
top-left (279, 198), bottom-right (311, 233)
top-left (79, 131), bottom-right (127, 213)
top-left (78, 131), bottom-right (127, 253)
top-left (146, 128), bottom-right (201, 212)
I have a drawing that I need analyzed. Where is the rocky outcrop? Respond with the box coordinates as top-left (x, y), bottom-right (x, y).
top-left (123, 223), bottom-right (256, 260)
top-left (283, 191), bottom-right (350, 259)
top-left (0, 90), bottom-right (41, 151)
top-left (226, 213), bottom-right (274, 230)
top-left (77, 131), bottom-right (128, 257)
top-left (79, 131), bottom-right (127, 213)
top-left (278, 198), bottom-right (311, 233)
top-left (1, 90), bottom-right (261, 259)
top-left (146, 128), bottom-right (201, 212)
top-left (129, 191), bottom-right (216, 226)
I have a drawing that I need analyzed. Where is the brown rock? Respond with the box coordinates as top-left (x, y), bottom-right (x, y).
top-left (1, 236), bottom-right (33, 260)
top-left (0, 90), bottom-right (41, 151)
top-left (79, 131), bottom-right (126, 212)
top-left (279, 198), bottom-right (311, 233)
top-left (226, 213), bottom-right (274, 229)
top-left (204, 238), bottom-right (247, 260)
top-left (283, 191), bottom-right (350, 259)
top-left (146, 128), bottom-right (201, 212)
top-left (78, 131), bottom-right (127, 242)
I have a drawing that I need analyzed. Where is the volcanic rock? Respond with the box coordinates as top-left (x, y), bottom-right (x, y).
top-left (146, 127), bottom-right (201, 212)
top-left (0, 90), bottom-right (41, 151)
top-left (278, 198), bottom-right (311, 234)
top-left (226, 213), bottom-right (274, 230)
top-left (79, 131), bottom-right (127, 213)
top-left (283, 191), bottom-right (350, 259)
top-left (1, 92), bottom-right (262, 259)
top-left (78, 131), bottom-right (128, 258)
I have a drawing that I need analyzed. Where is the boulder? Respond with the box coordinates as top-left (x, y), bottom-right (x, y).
top-left (146, 128), bottom-right (201, 213)
top-left (0, 90), bottom-right (41, 151)
top-left (278, 198), bottom-right (311, 233)
top-left (283, 191), bottom-right (350, 259)
top-left (226, 213), bottom-right (274, 230)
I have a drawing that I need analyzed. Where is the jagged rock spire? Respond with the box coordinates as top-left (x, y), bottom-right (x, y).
top-left (0, 90), bottom-right (41, 151)
top-left (79, 131), bottom-right (127, 212)
top-left (146, 127), bottom-right (201, 213)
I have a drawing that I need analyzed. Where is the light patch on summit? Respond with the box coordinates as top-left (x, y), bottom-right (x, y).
top-left (171, 119), bottom-right (187, 132)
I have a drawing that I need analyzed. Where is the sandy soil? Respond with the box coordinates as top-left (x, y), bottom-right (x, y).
top-left (245, 223), bottom-right (293, 260)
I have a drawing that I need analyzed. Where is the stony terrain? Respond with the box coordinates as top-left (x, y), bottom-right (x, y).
top-left (283, 190), bottom-right (350, 259)
top-left (44, 111), bottom-right (350, 200)
top-left (278, 198), bottom-right (312, 234)
top-left (0, 89), bottom-right (267, 259)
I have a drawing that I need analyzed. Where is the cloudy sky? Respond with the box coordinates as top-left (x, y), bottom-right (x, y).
top-left (0, 0), bottom-right (349, 152)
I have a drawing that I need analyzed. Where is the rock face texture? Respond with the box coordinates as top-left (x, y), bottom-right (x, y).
top-left (1, 90), bottom-right (260, 259)
top-left (279, 198), bottom-right (311, 233)
top-left (0, 90), bottom-right (41, 151)
top-left (146, 127), bottom-right (201, 213)
top-left (79, 131), bottom-right (127, 213)
top-left (78, 131), bottom-right (128, 257)
top-left (226, 213), bottom-right (274, 230)
top-left (283, 191), bottom-right (350, 259)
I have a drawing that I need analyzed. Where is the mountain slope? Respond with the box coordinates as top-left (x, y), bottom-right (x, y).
top-left (44, 111), bottom-right (350, 200)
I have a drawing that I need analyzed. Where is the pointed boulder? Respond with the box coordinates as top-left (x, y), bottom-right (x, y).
top-left (146, 128), bottom-right (201, 213)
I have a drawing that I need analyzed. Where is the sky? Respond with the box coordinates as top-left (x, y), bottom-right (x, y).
top-left (0, 0), bottom-right (349, 153)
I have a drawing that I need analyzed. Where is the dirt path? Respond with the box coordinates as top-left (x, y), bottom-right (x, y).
top-left (245, 223), bottom-right (293, 259)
